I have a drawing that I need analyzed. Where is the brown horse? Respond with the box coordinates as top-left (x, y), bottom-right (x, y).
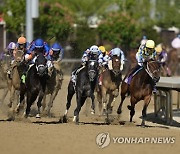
top-left (96, 55), bottom-right (122, 123)
top-left (42, 60), bottom-right (63, 116)
top-left (117, 59), bottom-right (161, 127)
top-left (7, 50), bottom-right (26, 112)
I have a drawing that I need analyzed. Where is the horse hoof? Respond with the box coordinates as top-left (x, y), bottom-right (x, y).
top-left (105, 118), bottom-right (110, 125)
top-left (36, 114), bottom-right (41, 118)
top-left (62, 115), bottom-right (68, 123)
top-left (91, 110), bottom-right (95, 115)
top-left (102, 109), bottom-right (106, 116)
top-left (117, 109), bottom-right (122, 114)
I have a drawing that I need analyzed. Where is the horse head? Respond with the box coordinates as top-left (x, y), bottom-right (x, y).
top-left (144, 59), bottom-right (161, 82)
top-left (87, 60), bottom-right (98, 81)
top-left (35, 53), bottom-right (47, 76)
top-left (14, 50), bottom-right (25, 64)
top-left (111, 55), bottom-right (121, 76)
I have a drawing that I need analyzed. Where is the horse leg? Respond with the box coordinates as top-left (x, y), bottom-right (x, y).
top-left (16, 84), bottom-right (26, 113)
top-left (63, 81), bottom-right (75, 122)
top-left (0, 88), bottom-right (8, 104)
top-left (42, 94), bottom-right (46, 113)
top-left (73, 95), bottom-right (87, 124)
top-left (117, 82), bottom-right (128, 114)
top-left (96, 89), bottom-right (102, 115)
top-left (90, 93), bottom-right (95, 114)
top-left (8, 86), bottom-right (16, 110)
top-left (47, 89), bottom-right (59, 117)
top-left (36, 91), bottom-right (45, 118)
top-left (141, 95), bottom-right (151, 127)
top-left (24, 92), bottom-right (38, 118)
top-left (127, 96), bottom-right (136, 122)
top-left (102, 87), bottom-right (107, 116)
top-left (107, 94), bottom-right (114, 114)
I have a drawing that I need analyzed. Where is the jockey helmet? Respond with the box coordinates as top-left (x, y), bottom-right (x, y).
top-left (90, 45), bottom-right (99, 55)
top-left (99, 46), bottom-right (106, 53)
top-left (35, 39), bottom-right (44, 48)
top-left (155, 44), bottom-right (162, 53)
top-left (143, 35), bottom-right (147, 39)
top-left (8, 42), bottom-right (16, 50)
top-left (111, 48), bottom-right (121, 57)
top-left (18, 36), bottom-right (26, 44)
top-left (51, 42), bottom-right (62, 51)
top-left (145, 40), bottom-right (155, 49)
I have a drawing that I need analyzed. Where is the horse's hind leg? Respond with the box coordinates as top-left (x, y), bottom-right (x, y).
top-left (141, 95), bottom-right (151, 127)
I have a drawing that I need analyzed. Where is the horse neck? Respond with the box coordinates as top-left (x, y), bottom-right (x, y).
top-left (139, 69), bottom-right (153, 85)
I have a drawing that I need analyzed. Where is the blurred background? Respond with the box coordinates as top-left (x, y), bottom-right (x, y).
top-left (0, 0), bottom-right (180, 74)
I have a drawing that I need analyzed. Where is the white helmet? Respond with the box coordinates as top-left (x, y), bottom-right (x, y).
top-left (90, 45), bottom-right (99, 54)
top-left (111, 48), bottom-right (121, 57)
top-left (8, 42), bottom-right (16, 50)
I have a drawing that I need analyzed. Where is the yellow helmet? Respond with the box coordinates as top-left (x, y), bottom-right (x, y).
top-left (99, 46), bottom-right (106, 53)
top-left (18, 36), bottom-right (26, 44)
top-left (155, 44), bottom-right (162, 53)
top-left (145, 40), bottom-right (155, 49)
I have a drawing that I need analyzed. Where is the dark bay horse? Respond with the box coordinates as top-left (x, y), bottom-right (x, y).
top-left (117, 59), bottom-right (161, 127)
top-left (96, 55), bottom-right (122, 122)
top-left (63, 59), bottom-right (99, 124)
top-left (20, 53), bottom-right (48, 118)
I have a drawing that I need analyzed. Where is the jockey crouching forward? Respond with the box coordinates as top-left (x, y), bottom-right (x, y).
top-left (98, 47), bottom-right (125, 85)
top-left (25, 38), bottom-right (50, 76)
top-left (125, 40), bottom-right (158, 93)
top-left (71, 45), bottom-right (100, 84)
top-left (48, 42), bottom-right (64, 78)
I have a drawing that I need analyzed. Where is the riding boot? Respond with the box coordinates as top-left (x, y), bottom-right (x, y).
top-left (152, 83), bottom-right (157, 94)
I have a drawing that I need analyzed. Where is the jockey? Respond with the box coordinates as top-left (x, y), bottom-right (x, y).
top-left (109, 47), bottom-right (125, 71)
top-left (17, 36), bottom-right (29, 54)
top-left (6, 42), bottom-right (16, 60)
top-left (48, 42), bottom-right (64, 77)
top-left (25, 38), bottom-right (50, 62)
top-left (98, 46), bottom-right (110, 68)
top-left (155, 44), bottom-right (171, 76)
top-left (125, 39), bottom-right (157, 93)
top-left (71, 45), bottom-right (100, 83)
top-left (140, 35), bottom-right (148, 45)
top-left (49, 42), bottom-right (63, 61)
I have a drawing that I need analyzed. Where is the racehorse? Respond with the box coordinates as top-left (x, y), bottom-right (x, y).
top-left (63, 59), bottom-right (99, 124)
top-left (117, 59), bottom-right (161, 127)
top-left (21, 52), bottom-right (48, 118)
top-left (6, 50), bottom-right (27, 111)
top-left (96, 55), bottom-right (122, 123)
top-left (42, 60), bottom-right (63, 116)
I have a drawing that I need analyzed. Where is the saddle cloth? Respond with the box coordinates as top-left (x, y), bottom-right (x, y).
top-left (124, 67), bottom-right (143, 85)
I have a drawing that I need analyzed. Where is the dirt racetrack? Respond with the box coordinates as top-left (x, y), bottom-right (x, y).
top-left (0, 75), bottom-right (180, 154)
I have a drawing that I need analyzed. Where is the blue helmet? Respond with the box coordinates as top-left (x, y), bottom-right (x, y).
top-left (143, 35), bottom-right (147, 39)
top-left (35, 39), bottom-right (44, 48)
top-left (51, 42), bottom-right (62, 51)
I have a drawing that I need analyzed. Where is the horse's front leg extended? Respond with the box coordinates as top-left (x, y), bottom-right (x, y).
top-left (36, 91), bottom-right (44, 118)
top-left (102, 87), bottom-right (107, 116)
top-left (90, 93), bottom-right (95, 114)
top-left (73, 93), bottom-right (87, 124)
top-left (63, 81), bottom-right (75, 123)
